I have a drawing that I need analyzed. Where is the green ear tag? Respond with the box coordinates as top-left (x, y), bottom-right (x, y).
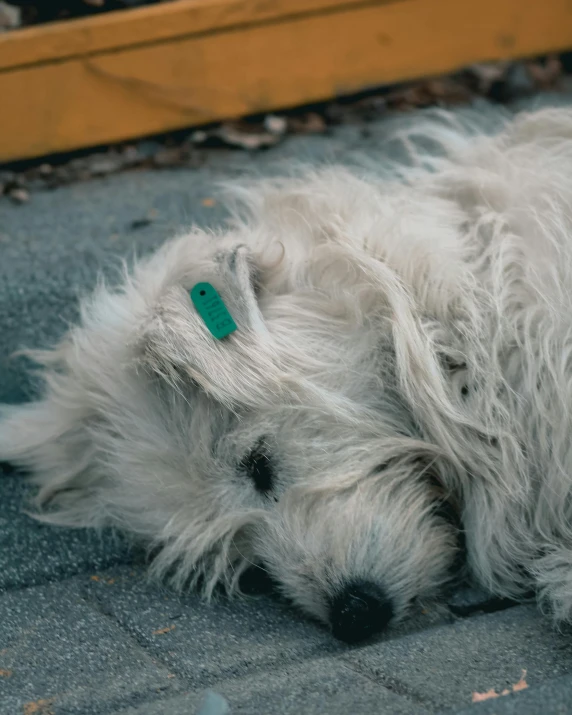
top-left (190, 282), bottom-right (237, 340)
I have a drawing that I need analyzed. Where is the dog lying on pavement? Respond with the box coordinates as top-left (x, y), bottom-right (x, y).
top-left (2, 106), bottom-right (572, 643)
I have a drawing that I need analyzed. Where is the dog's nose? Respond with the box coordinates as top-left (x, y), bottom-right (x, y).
top-left (329, 580), bottom-right (393, 643)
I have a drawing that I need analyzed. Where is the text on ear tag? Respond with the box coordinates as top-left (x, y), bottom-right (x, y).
top-left (190, 282), bottom-right (237, 339)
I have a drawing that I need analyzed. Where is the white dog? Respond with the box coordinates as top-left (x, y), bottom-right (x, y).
top-left (2, 106), bottom-right (572, 643)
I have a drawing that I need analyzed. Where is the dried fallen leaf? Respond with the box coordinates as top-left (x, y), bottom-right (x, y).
top-left (217, 123), bottom-right (280, 150)
top-left (387, 78), bottom-right (471, 110)
top-left (152, 624), bottom-right (176, 635)
top-left (7, 187), bottom-right (29, 204)
top-left (512, 669), bottom-right (528, 692)
top-left (153, 147), bottom-right (185, 167)
top-left (0, 669), bottom-right (12, 677)
top-left (202, 198), bottom-right (216, 207)
top-left (472, 670), bottom-right (528, 702)
top-left (90, 575), bottom-right (100, 582)
top-left (527, 57), bottom-right (562, 89)
top-left (466, 61), bottom-right (510, 93)
top-left (288, 112), bottom-right (327, 134)
top-left (472, 689), bottom-right (500, 703)
top-left (23, 699), bottom-right (55, 715)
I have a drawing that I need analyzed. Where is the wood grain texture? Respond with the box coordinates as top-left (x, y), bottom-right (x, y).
top-left (1, 0), bottom-right (572, 162)
top-left (0, 0), bottom-right (384, 71)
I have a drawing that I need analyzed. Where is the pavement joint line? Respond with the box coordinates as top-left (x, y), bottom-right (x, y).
top-left (346, 659), bottom-right (433, 708)
top-left (78, 572), bottom-right (351, 689)
top-left (0, 556), bottom-right (138, 595)
top-left (340, 658), bottom-right (433, 709)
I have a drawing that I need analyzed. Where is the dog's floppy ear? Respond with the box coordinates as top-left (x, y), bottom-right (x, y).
top-left (138, 239), bottom-right (291, 410)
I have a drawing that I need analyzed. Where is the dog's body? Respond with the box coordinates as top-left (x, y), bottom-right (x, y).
top-left (3, 107), bottom-right (572, 642)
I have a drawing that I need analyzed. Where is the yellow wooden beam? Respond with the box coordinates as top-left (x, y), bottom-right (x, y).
top-left (1, 0), bottom-right (572, 162)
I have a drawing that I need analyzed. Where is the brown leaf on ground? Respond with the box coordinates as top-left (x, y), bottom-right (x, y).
top-left (472, 688), bottom-right (500, 703)
top-left (152, 624), bottom-right (176, 635)
top-left (472, 670), bottom-right (528, 703)
top-left (512, 670), bottom-right (529, 692)
top-left (466, 61), bottom-right (510, 93)
top-left (22, 699), bottom-right (55, 715)
top-left (527, 57), bottom-right (562, 89)
top-left (288, 112), bottom-right (327, 134)
top-left (0, 669), bottom-right (12, 677)
top-left (7, 188), bottom-right (29, 205)
top-left (386, 78), bottom-right (472, 110)
top-left (217, 123), bottom-right (280, 150)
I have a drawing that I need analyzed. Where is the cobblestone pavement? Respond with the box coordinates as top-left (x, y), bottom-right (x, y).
top-left (2, 91), bottom-right (572, 715)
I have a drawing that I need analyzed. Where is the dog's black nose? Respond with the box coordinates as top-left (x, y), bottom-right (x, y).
top-left (329, 580), bottom-right (393, 643)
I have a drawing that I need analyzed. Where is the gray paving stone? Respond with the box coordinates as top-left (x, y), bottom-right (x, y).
top-left (341, 605), bottom-right (572, 712)
top-left (83, 566), bottom-right (341, 689)
top-left (452, 673), bottom-right (572, 715)
top-left (0, 467), bottom-right (135, 591)
top-left (0, 578), bottom-right (179, 715)
top-left (116, 660), bottom-right (429, 715)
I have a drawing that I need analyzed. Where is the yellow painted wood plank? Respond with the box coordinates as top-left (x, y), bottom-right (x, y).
top-left (0, 0), bottom-right (381, 71)
top-left (1, 0), bottom-right (572, 162)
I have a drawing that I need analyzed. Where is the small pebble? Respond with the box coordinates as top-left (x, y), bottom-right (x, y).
top-left (190, 130), bottom-right (208, 144)
top-left (264, 114), bottom-right (287, 135)
top-left (196, 691), bottom-right (230, 715)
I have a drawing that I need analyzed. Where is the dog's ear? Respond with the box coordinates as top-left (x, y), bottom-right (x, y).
top-left (137, 239), bottom-right (291, 410)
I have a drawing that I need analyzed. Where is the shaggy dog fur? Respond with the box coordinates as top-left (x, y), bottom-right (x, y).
top-left (2, 106), bottom-right (572, 642)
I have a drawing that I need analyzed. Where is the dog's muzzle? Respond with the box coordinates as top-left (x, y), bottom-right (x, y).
top-left (329, 580), bottom-right (393, 643)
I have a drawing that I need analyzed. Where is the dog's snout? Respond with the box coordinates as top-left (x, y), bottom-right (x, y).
top-left (329, 580), bottom-right (393, 643)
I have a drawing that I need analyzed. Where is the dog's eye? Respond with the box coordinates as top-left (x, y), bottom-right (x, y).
top-left (239, 441), bottom-right (274, 495)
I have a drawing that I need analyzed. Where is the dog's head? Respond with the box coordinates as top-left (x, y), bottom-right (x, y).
top-left (0, 174), bottom-right (471, 643)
